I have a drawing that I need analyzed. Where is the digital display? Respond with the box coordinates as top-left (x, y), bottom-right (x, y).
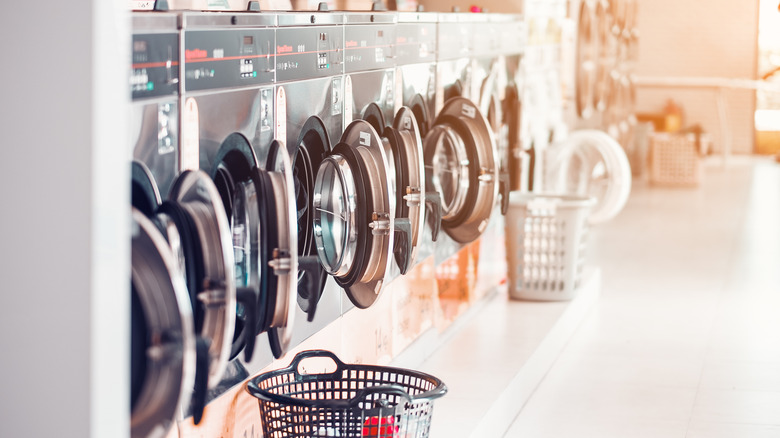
top-left (243, 36), bottom-right (253, 45)
top-left (133, 40), bottom-right (147, 52)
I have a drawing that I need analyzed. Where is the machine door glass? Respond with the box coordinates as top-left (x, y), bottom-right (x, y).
top-left (423, 97), bottom-right (498, 244)
top-left (130, 208), bottom-right (195, 438)
top-left (314, 120), bottom-right (394, 309)
top-left (546, 130), bottom-right (632, 224)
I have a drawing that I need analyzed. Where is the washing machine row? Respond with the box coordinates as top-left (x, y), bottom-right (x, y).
top-left (128, 5), bottom-right (525, 437)
top-left (566, 0), bottom-right (638, 129)
top-left (522, 0), bottom-right (567, 193)
top-left (540, 0), bottom-right (636, 228)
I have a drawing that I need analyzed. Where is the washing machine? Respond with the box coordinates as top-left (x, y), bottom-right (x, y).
top-left (131, 8), bottom-right (237, 431)
top-left (394, 9), bottom-right (442, 258)
top-left (342, 6), bottom-right (408, 281)
top-left (471, 12), bottom-right (521, 214)
top-left (542, 0), bottom-right (633, 225)
top-left (273, 8), bottom-right (354, 324)
top-left (179, 8), bottom-right (310, 405)
top-left (426, 11), bottom-right (499, 256)
top-left (130, 205), bottom-right (195, 438)
top-left (561, 0), bottom-right (616, 130)
top-left (492, 13), bottom-right (528, 193)
top-left (342, 5), bottom-right (430, 281)
top-left (523, 0), bottom-right (569, 192)
top-left (468, 12), bottom-right (529, 293)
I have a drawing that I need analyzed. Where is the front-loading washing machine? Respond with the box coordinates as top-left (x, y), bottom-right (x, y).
top-left (470, 11), bottom-right (518, 215)
top-left (131, 10), bottom-right (236, 430)
top-left (395, 9), bottom-right (443, 256)
top-left (130, 206), bottom-right (196, 438)
top-left (273, 8), bottom-right (351, 328)
top-left (342, 5), bottom-right (429, 279)
top-left (492, 13), bottom-right (528, 193)
top-left (469, 12), bottom-right (528, 294)
top-left (428, 12), bottom-right (499, 250)
top-left (342, 5), bottom-right (410, 279)
top-left (428, 12), bottom-right (500, 311)
top-left (522, 0), bottom-right (568, 193)
top-left (179, 8), bottom-right (307, 396)
top-left (129, 17), bottom-right (197, 433)
top-left (275, 7), bottom-right (400, 311)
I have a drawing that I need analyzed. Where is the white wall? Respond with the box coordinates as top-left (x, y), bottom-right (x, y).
top-left (0, 1), bottom-right (129, 437)
top-left (635, 0), bottom-right (759, 153)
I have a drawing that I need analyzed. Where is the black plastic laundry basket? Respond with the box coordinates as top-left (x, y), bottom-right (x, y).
top-left (246, 350), bottom-right (447, 438)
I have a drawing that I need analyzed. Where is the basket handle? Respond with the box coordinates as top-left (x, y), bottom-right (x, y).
top-left (289, 350), bottom-right (346, 379)
top-left (350, 384), bottom-right (413, 408)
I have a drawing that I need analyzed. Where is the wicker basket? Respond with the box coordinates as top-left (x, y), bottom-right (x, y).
top-left (246, 350), bottom-right (447, 438)
top-left (648, 132), bottom-right (702, 186)
top-left (504, 193), bottom-right (596, 301)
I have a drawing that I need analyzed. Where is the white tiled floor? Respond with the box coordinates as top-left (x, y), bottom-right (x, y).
top-left (505, 158), bottom-right (780, 438)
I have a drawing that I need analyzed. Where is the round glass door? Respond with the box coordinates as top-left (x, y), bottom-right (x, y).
top-left (428, 125), bottom-right (469, 219)
top-left (314, 155), bottom-right (357, 276)
top-left (314, 120), bottom-right (394, 309)
top-left (424, 97), bottom-right (498, 244)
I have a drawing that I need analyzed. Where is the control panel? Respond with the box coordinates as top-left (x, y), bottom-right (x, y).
top-left (131, 33), bottom-right (179, 100)
top-left (344, 15), bottom-right (397, 73)
top-left (395, 21), bottom-right (436, 66)
top-left (183, 29), bottom-right (275, 91)
top-left (275, 26), bottom-right (343, 82)
top-left (437, 17), bottom-right (473, 61)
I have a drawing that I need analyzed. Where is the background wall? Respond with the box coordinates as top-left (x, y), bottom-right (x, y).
top-left (636, 0), bottom-right (759, 153)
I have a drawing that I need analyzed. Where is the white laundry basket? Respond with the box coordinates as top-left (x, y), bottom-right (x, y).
top-left (505, 193), bottom-right (596, 301)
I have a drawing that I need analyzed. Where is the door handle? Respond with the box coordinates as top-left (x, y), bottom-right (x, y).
top-left (393, 218), bottom-right (413, 275)
top-left (425, 191), bottom-right (442, 242)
